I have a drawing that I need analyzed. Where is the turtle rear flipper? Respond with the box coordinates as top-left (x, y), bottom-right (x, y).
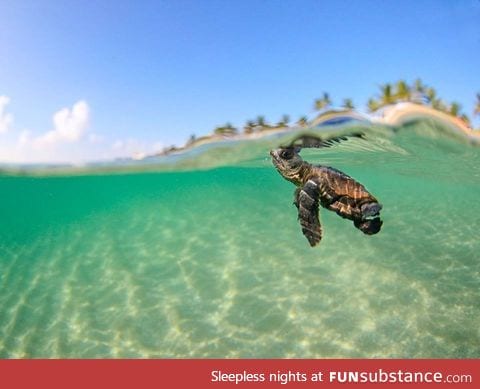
top-left (360, 202), bottom-right (382, 218)
top-left (354, 217), bottom-right (383, 235)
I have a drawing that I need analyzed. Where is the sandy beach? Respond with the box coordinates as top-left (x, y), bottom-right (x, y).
top-left (180, 102), bottom-right (480, 155)
top-left (372, 102), bottom-right (480, 142)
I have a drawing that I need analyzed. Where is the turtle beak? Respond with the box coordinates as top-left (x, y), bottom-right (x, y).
top-left (270, 150), bottom-right (280, 164)
top-left (269, 149), bottom-right (280, 159)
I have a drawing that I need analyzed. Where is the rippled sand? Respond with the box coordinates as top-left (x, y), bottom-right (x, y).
top-left (0, 161), bottom-right (479, 357)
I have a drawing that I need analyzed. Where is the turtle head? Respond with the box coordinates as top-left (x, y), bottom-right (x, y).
top-left (270, 147), bottom-right (305, 185)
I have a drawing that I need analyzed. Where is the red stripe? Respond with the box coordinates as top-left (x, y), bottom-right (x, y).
top-left (0, 359), bottom-right (477, 388)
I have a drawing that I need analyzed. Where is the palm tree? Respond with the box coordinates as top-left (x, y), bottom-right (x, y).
top-left (256, 115), bottom-right (266, 128)
top-left (396, 80), bottom-right (411, 101)
top-left (296, 116), bottom-right (308, 127)
top-left (425, 87), bottom-right (437, 104)
top-left (322, 92), bottom-right (331, 108)
top-left (226, 122), bottom-right (237, 134)
top-left (413, 78), bottom-right (425, 94)
top-left (411, 78), bottom-right (426, 103)
top-left (214, 126), bottom-right (225, 136)
top-left (275, 114), bottom-right (290, 128)
top-left (474, 93), bottom-right (480, 117)
top-left (314, 92), bottom-right (331, 112)
top-left (243, 120), bottom-right (255, 134)
top-left (214, 122), bottom-right (237, 136)
top-left (460, 113), bottom-right (471, 126)
top-left (449, 102), bottom-right (461, 117)
top-left (431, 98), bottom-right (447, 113)
top-left (314, 98), bottom-right (325, 112)
top-left (367, 98), bottom-right (379, 112)
top-left (380, 83), bottom-right (394, 106)
top-left (186, 134), bottom-right (196, 146)
top-left (342, 98), bottom-right (354, 110)
top-left (425, 87), bottom-right (448, 113)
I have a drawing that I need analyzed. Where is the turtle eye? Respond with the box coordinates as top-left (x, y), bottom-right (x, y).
top-left (280, 149), bottom-right (294, 160)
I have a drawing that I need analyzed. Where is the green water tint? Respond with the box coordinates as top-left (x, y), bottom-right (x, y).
top-left (1, 120), bottom-right (479, 357)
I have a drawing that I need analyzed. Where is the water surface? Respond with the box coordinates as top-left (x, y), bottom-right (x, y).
top-left (1, 118), bottom-right (479, 357)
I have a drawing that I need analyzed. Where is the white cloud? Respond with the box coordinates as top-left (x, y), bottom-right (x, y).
top-left (34, 100), bottom-right (90, 147)
top-left (18, 130), bottom-right (31, 146)
top-left (0, 95), bottom-right (14, 134)
top-left (0, 98), bottom-right (165, 164)
top-left (0, 99), bottom-right (97, 163)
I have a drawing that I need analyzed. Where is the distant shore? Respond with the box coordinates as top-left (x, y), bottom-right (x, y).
top-left (374, 102), bottom-right (478, 138)
top-left (155, 102), bottom-right (480, 158)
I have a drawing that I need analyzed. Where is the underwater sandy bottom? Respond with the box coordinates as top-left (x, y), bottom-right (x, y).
top-left (0, 167), bottom-right (478, 358)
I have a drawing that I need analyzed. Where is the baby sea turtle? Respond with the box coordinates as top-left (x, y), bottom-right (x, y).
top-left (270, 147), bottom-right (383, 247)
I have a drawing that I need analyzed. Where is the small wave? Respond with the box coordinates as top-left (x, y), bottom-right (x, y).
top-left (1, 112), bottom-right (479, 177)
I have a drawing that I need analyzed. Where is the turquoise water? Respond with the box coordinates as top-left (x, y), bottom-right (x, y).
top-left (1, 119), bottom-right (479, 358)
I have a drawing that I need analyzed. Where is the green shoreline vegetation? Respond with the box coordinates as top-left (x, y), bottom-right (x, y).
top-left (159, 79), bottom-right (480, 157)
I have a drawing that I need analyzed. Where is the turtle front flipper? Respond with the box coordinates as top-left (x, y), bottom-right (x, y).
top-left (294, 180), bottom-right (322, 247)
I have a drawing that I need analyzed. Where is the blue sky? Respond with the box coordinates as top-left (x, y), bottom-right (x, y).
top-left (1, 0), bottom-right (479, 163)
